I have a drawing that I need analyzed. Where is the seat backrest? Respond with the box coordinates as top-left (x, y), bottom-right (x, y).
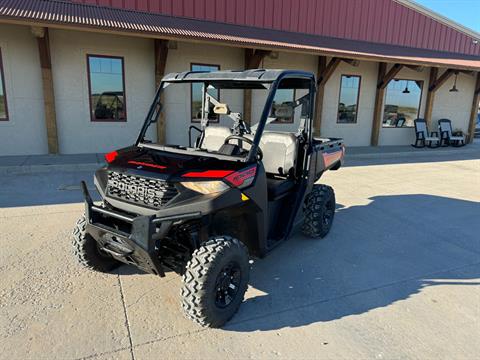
top-left (259, 132), bottom-right (298, 176)
top-left (438, 119), bottom-right (453, 137)
top-left (414, 118), bottom-right (427, 137)
top-left (200, 125), bottom-right (231, 151)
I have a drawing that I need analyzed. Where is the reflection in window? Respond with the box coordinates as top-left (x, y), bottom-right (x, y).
top-left (271, 88), bottom-right (295, 123)
top-left (337, 75), bottom-right (360, 124)
top-left (383, 79), bottom-right (423, 128)
top-left (0, 48), bottom-right (8, 121)
top-left (87, 55), bottom-right (126, 122)
top-left (191, 64), bottom-right (220, 122)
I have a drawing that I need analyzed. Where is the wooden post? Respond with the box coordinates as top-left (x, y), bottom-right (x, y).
top-left (243, 49), bottom-right (254, 126)
top-left (243, 49), bottom-right (271, 125)
top-left (154, 39), bottom-right (168, 144)
top-left (370, 63), bottom-right (387, 146)
top-left (424, 67), bottom-right (438, 128)
top-left (313, 57), bottom-right (342, 137)
top-left (33, 27), bottom-right (58, 154)
top-left (467, 72), bottom-right (480, 143)
top-left (313, 56), bottom-right (327, 137)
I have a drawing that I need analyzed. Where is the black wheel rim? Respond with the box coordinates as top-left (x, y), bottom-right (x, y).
top-left (322, 200), bottom-right (334, 226)
top-left (214, 261), bottom-right (242, 309)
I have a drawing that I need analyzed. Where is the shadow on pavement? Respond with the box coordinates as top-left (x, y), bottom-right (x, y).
top-left (223, 194), bottom-right (480, 332)
top-left (0, 171), bottom-right (99, 208)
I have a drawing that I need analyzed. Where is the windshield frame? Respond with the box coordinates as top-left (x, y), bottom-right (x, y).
top-left (135, 72), bottom-right (316, 162)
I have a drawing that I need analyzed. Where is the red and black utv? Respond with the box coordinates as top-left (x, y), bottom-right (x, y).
top-left (73, 69), bottom-right (344, 327)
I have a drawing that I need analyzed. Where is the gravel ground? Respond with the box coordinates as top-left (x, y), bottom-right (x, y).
top-left (0, 155), bottom-right (479, 359)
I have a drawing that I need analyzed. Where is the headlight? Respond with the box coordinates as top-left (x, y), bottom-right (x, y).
top-left (181, 181), bottom-right (229, 194)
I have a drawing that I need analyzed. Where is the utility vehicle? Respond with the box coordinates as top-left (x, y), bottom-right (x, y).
top-left (73, 69), bottom-right (344, 327)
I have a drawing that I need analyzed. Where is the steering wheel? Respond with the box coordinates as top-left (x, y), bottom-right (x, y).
top-left (224, 135), bottom-right (263, 160)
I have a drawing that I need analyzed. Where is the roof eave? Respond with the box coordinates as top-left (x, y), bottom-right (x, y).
top-left (0, 16), bottom-right (479, 71)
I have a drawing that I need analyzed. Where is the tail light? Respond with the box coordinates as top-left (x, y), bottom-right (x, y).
top-left (105, 151), bottom-right (118, 163)
top-left (224, 165), bottom-right (257, 188)
top-left (181, 165), bottom-right (257, 189)
top-left (182, 170), bottom-right (234, 178)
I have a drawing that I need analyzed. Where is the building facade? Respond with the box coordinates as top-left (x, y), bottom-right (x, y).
top-left (0, 0), bottom-right (479, 155)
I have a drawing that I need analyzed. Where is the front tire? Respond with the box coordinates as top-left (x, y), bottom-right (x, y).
top-left (72, 214), bottom-right (121, 273)
top-left (302, 184), bottom-right (336, 238)
top-left (181, 236), bottom-right (250, 328)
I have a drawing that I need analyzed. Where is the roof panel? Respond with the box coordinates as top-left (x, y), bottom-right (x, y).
top-left (65, 0), bottom-right (480, 56)
top-left (1, 0), bottom-right (479, 70)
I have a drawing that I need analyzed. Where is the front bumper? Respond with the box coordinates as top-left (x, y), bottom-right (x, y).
top-left (81, 181), bottom-right (201, 276)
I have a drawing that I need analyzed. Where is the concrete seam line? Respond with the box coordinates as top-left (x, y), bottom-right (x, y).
top-left (132, 327), bottom-right (208, 350)
top-left (117, 274), bottom-right (136, 360)
top-left (74, 261), bottom-right (480, 357)
top-left (75, 345), bottom-right (131, 360)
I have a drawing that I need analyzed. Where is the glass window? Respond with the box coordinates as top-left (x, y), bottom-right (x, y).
top-left (337, 75), bottom-right (360, 124)
top-left (261, 77), bottom-right (312, 133)
top-left (0, 48), bottom-right (8, 121)
top-left (191, 63), bottom-right (220, 122)
top-left (383, 79), bottom-right (423, 128)
top-left (271, 89), bottom-right (295, 123)
top-left (87, 55), bottom-right (126, 122)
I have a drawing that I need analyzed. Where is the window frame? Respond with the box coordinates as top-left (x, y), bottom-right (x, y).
top-left (336, 74), bottom-right (361, 124)
top-left (190, 62), bottom-right (221, 123)
top-left (86, 54), bottom-right (127, 122)
top-left (0, 47), bottom-right (9, 121)
top-left (382, 78), bottom-right (424, 129)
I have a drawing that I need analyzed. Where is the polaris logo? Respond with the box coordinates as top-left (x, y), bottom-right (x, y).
top-left (106, 171), bottom-right (178, 208)
top-left (110, 180), bottom-right (162, 199)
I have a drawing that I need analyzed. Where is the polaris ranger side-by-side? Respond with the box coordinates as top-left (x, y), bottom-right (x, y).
top-left (73, 69), bottom-right (344, 327)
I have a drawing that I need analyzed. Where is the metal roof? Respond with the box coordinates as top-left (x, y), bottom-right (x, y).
top-left (69, 0), bottom-right (480, 57)
top-left (1, 0), bottom-right (479, 70)
top-left (162, 69), bottom-right (315, 83)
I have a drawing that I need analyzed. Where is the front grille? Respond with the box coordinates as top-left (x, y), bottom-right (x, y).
top-left (106, 172), bottom-right (178, 208)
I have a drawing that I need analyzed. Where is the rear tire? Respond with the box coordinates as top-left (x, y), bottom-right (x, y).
top-left (302, 184), bottom-right (336, 238)
top-left (181, 236), bottom-right (250, 328)
top-left (72, 214), bottom-right (121, 273)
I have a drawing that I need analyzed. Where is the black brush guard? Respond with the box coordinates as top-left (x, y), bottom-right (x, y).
top-left (81, 181), bottom-right (201, 276)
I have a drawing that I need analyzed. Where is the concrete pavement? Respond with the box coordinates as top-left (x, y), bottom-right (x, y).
top-left (0, 155), bottom-right (479, 359)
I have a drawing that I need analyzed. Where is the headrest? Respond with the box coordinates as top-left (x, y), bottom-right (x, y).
top-left (213, 103), bottom-right (230, 115)
top-left (273, 103), bottom-right (294, 119)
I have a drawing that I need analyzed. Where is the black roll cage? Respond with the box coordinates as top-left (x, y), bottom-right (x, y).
top-left (136, 69), bottom-right (317, 163)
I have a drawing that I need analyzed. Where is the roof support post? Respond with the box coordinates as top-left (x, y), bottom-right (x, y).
top-left (33, 27), bottom-right (58, 154)
top-left (154, 39), bottom-right (168, 144)
top-left (314, 56), bottom-right (342, 137)
top-left (467, 72), bottom-right (480, 143)
top-left (370, 63), bottom-right (387, 146)
top-left (313, 56), bottom-right (327, 137)
top-left (243, 49), bottom-right (271, 125)
top-left (424, 67), bottom-right (438, 128)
